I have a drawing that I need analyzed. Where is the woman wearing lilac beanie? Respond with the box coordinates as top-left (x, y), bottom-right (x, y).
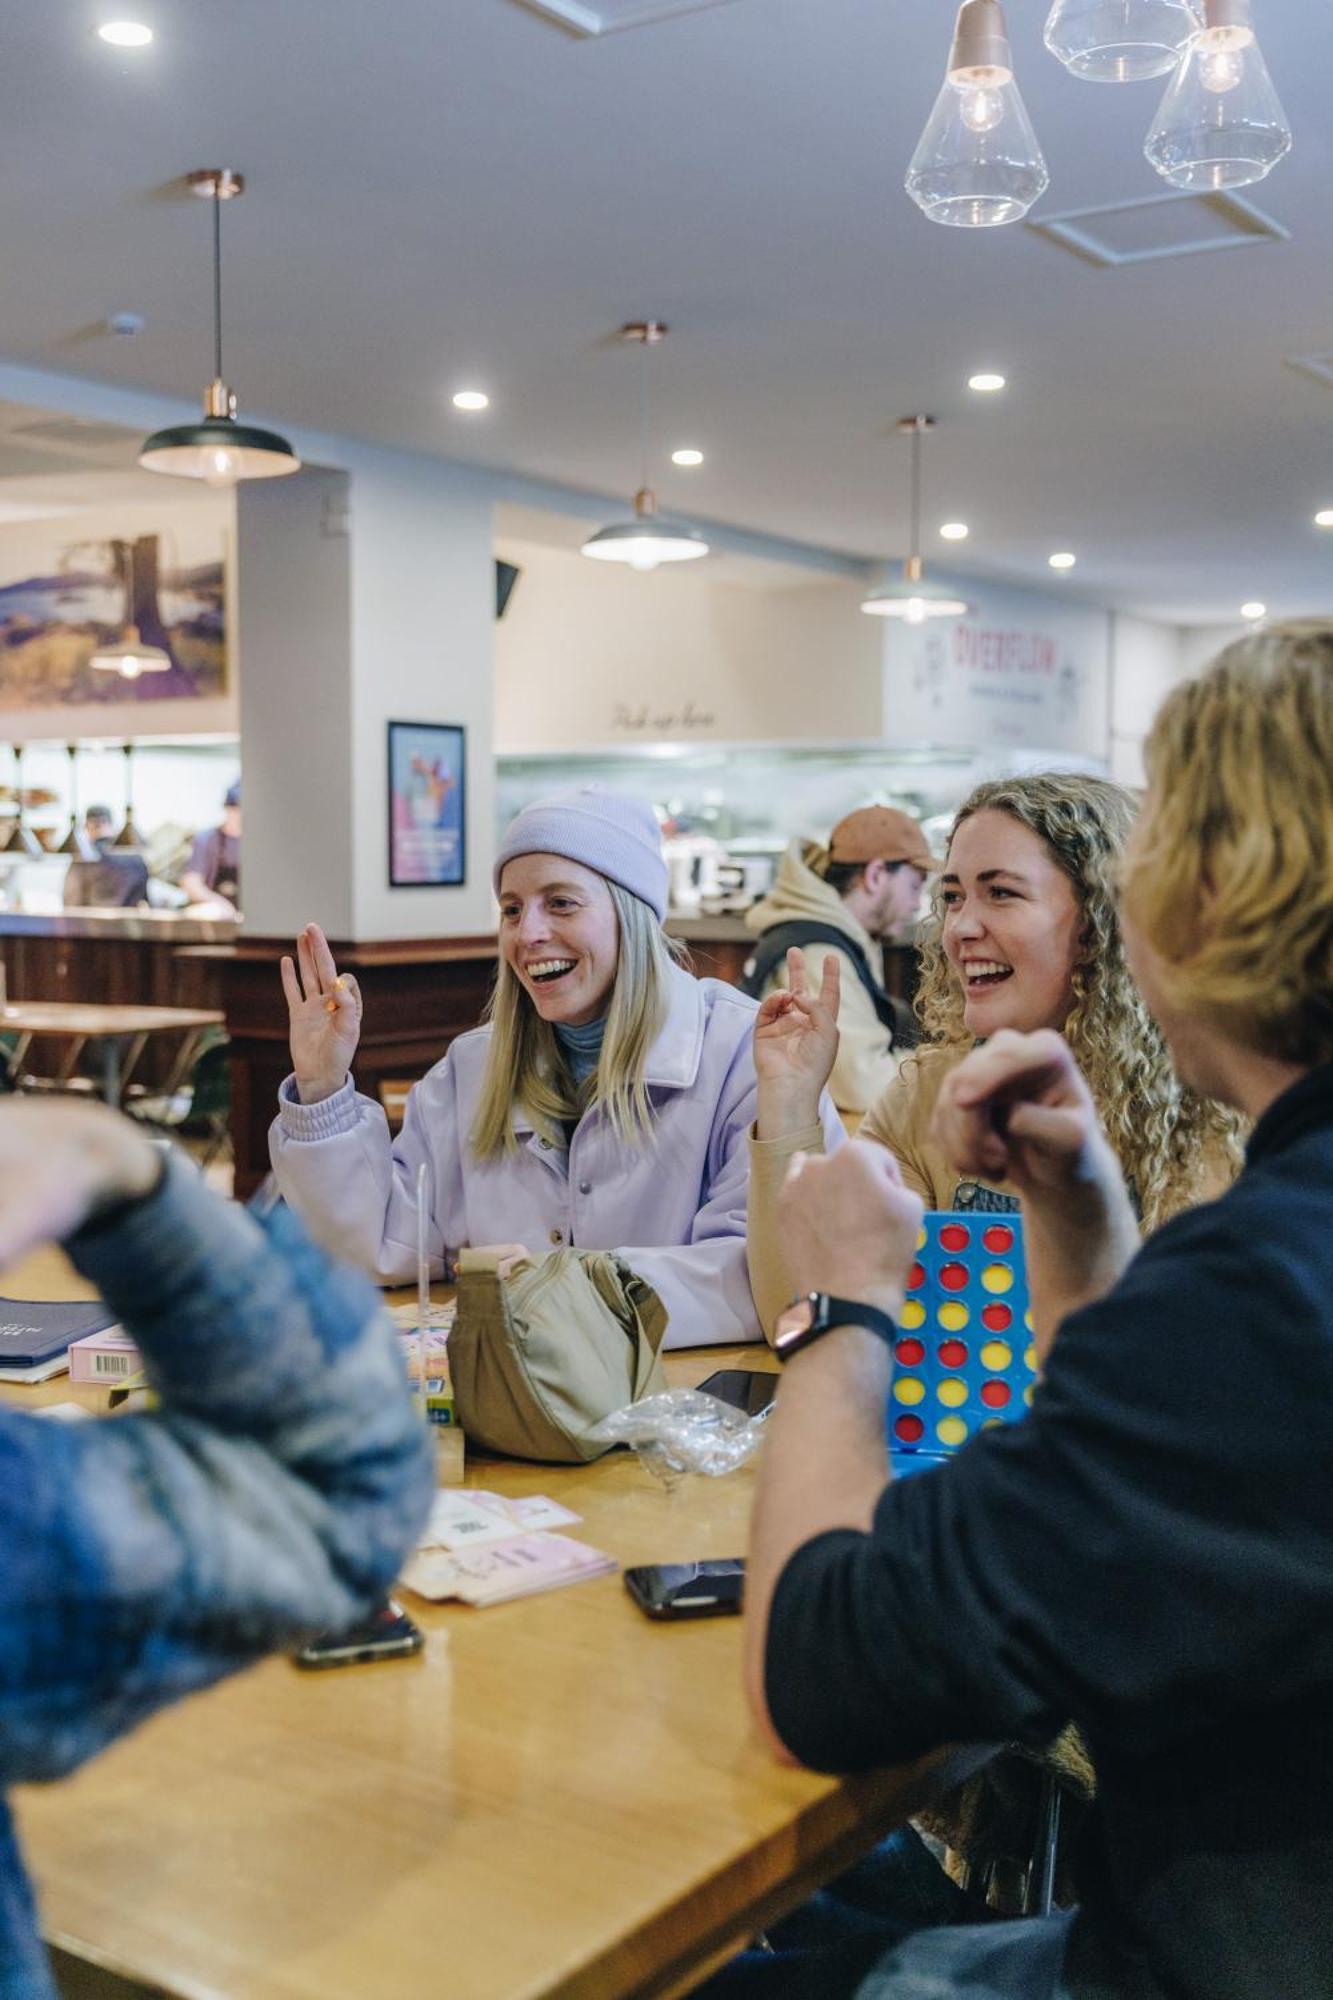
top-left (270, 788), bottom-right (840, 1347)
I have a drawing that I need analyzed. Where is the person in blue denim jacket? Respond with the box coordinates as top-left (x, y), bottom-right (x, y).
top-left (0, 1099), bottom-right (434, 2000)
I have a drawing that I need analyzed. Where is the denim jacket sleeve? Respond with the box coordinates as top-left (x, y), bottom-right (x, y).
top-left (0, 1154), bottom-right (434, 1787)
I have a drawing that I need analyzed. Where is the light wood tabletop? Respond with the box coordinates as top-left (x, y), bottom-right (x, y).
top-left (0, 1001), bottom-right (223, 1105)
top-left (2, 1252), bottom-right (985, 2000)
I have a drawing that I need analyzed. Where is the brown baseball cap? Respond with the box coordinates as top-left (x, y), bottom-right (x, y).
top-left (828, 805), bottom-right (936, 871)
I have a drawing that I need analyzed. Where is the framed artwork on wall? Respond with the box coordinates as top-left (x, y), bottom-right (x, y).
top-left (387, 720), bottom-right (466, 888)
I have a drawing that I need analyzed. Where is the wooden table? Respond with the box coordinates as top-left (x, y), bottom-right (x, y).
top-left (2, 1252), bottom-right (985, 2000)
top-left (0, 1001), bottom-right (223, 1106)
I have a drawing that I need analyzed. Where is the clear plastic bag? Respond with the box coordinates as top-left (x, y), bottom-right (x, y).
top-left (589, 1387), bottom-right (770, 1489)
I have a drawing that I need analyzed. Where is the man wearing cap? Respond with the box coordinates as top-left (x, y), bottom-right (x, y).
top-left (181, 780), bottom-right (242, 914)
top-left (742, 807), bottom-right (933, 1118)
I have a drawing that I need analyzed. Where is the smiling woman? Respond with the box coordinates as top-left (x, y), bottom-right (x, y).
top-left (269, 787), bottom-right (842, 1350)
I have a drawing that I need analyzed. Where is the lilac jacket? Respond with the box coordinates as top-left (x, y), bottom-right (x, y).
top-left (271, 967), bottom-right (843, 1350)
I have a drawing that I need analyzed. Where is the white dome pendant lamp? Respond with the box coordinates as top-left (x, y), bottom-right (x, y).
top-left (1044, 0), bottom-right (1199, 83)
top-left (139, 170), bottom-right (301, 485)
top-left (862, 418), bottom-right (971, 623)
top-left (1145, 0), bottom-right (1291, 190)
top-left (906, 1), bottom-right (1049, 229)
top-left (581, 323), bottom-right (709, 571)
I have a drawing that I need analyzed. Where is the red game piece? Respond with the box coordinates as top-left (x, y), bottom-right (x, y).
top-left (940, 1262), bottom-right (968, 1292)
top-left (938, 1338), bottom-right (968, 1369)
top-left (983, 1224), bottom-right (1015, 1254)
top-left (908, 1262), bottom-right (925, 1290)
top-left (895, 1337), bottom-right (925, 1366)
top-left (893, 1414), bottom-right (925, 1444)
top-left (939, 1223), bottom-right (970, 1252)
top-left (981, 1302), bottom-right (1013, 1332)
top-left (980, 1380), bottom-right (1012, 1409)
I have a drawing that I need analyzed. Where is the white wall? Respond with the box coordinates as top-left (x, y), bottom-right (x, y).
top-left (495, 537), bottom-right (882, 749)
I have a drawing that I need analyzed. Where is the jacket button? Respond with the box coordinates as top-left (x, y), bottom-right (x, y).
top-left (549, 1228), bottom-right (563, 1245)
top-left (578, 1179), bottom-right (592, 1195)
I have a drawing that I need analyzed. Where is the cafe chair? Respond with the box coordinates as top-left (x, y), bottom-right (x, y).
top-left (124, 1034), bottom-right (232, 1168)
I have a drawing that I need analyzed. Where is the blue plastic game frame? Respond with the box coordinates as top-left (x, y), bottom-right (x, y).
top-left (889, 1209), bottom-right (1038, 1474)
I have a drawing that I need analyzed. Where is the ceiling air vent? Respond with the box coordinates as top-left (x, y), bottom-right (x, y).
top-left (512, 0), bottom-right (741, 34)
top-left (1027, 190), bottom-right (1289, 267)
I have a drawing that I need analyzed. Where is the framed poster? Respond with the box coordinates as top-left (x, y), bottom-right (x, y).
top-left (387, 720), bottom-right (466, 887)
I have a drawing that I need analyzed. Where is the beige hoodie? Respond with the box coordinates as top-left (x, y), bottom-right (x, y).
top-left (744, 839), bottom-right (902, 1115)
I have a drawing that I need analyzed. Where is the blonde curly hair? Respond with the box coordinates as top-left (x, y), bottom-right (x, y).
top-left (914, 771), bottom-right (1238, 1230)
top-left (1124, 621), bottom-right (1333, 1067)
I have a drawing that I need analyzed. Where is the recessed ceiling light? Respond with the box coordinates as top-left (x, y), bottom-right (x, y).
top-left (939, 521), bottom-right (969, 541)
top-left (1048, 551), bottom-right (1076, 570)
top-left (452, 389), bottom-right (489, 412)
top-left (671, 448), bottom-right (704, 467)
top-left (98, 20), bottom-right (154, 46)
top-left (968, 372), bottom-right (1007, 393)
top-left (1241, 601), bottom-right (1267, 621)
top-left (1315, 509), bottom-right (1333, 529)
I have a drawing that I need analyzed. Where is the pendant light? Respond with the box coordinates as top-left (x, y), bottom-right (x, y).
top-left (1145, 0), bottom-right (1291, 190)
top-left (906, 1), bottom-right (1049, 229)
top-left (1044, 0), bottom-right (1198, 83)
top-left (56, 744), bottom-right (87, 857)
top-left (580, 323), bottom-right (709, 570)
top-left (112, 743), bottom-right (144, 852)
top-left (1, 746), bottom-right (45, 858)
top-left (862, 418), bottom-right (971, 623)
top-left (89, 625), bottom-right (172, 680)
top-left (139, 170), bottom-right (300, 485)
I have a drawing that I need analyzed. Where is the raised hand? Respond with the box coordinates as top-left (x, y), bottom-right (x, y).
top-left (0, 1099), bottom-right (161, 1268)
top-left (930, 1028), bottom-right (1111, 1200)
top-left (753, 948), bottom-right (840, 1138)
top-left (280, 923), bottom-right (362, 1105)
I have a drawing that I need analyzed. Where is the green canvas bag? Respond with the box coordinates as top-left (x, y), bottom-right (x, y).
top-left (449, 1246), bottom-right (669, 1463)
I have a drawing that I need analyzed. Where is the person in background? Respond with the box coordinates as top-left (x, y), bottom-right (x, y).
top-left (61, 804), bottom-right (149, 909)
top-left (742, 806), bottom-right (931, 1119)
top-left (724, 621), bottom-right (1333, 2000)
top-left (181, 779), bottom-right (241, 913)
top-left (0, 1097), bottom-right (433, 1999)
top-left (271, 787), bottom-right (841, 1348)
top-left (746, 773), bottom-right (1237, 1335)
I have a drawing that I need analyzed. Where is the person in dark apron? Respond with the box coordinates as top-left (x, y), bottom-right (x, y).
top-left (181, 780), bottom-right (241, 914)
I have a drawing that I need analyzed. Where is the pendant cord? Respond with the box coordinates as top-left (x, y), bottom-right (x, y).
top-left (212, 191), bottom-right (223, 383)
top-left (909, 420), bottom-right (923, 565)
top-left (638, 339), bottom-right (649, 494)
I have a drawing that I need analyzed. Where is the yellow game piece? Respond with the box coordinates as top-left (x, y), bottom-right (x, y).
top-left (937, 1301), bottom-right (970, 1332)
top-left (900, 1299), bottom-right (926, 1330)
top-left (936, 1416), bottom-right (968, 1447)
top-left (982, 1418), bottom-right (1003, 1430)
top-left (1024, 1308), bottom-right (1034, 1331)
top-left (937, 1378), bottom-right (967, 1408)
top-left (980, 1339), bottom-right (1013, 1372)
top-left (1025, 1345), bottom-right (1038, 1371)
top-left (1023, 1384), bottom-right (1035, 1407)
top-left (981, 1263), bottom-right (1014, 1294)
top-left (916, 1226), bottom-right (927, 1250)
top-left (893, 1376), bottom-right (926, 1406)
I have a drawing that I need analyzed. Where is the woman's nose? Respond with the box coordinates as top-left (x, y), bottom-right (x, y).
top-left (516, 906), bottom-right (550, 945)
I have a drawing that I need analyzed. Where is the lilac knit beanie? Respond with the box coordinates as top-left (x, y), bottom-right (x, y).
top-left (493, 786), bottom-right (669, 922)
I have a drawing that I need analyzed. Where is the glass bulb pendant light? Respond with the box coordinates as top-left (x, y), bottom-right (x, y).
top-left (56, 743), bottom-right (85, 857)
top-left (140, 170), bottom-right (300, 485)
top-left (862, 418), bottom-right (971, 622)
top-left (1145, 0), bottom-right (1291, 189)
top-left (906, 0), bottom-right (1049, 228)
top-left (1, 745), bottom-right (45, 858)
top-left (1044, 0), bottom-right (1199, 83)
top-left (581, 323), bottom-right (709, 570)
top-left (112, 743), bottom-right (143, 852)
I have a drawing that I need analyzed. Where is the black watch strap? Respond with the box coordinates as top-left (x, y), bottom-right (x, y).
top-left (774, 1292), bottom-right (898, 1362)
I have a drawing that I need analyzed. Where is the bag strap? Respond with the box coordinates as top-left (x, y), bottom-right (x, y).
top-left (741, 920), bottom-right (915, 1046)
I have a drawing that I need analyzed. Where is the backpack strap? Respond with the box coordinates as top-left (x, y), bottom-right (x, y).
top-left (740, 920), bottom-right (916, 1048)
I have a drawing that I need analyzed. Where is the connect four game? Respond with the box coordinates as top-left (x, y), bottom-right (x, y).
top-left (889, 1211), bottom-right (1038, 1472)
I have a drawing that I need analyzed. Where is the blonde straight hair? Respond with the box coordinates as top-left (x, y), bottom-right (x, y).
top-left (470, 880), bottom-right (686, 1158)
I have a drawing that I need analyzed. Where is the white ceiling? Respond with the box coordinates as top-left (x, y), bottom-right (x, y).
top-left (2, 0), bottom-right (1329, 621)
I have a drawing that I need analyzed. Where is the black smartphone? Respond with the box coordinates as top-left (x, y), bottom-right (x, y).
top-left (292, 1598), bottom-right (425, 1669)
top-left (695, 1368), bottom-right (779, 1417)
top-left (624, 1560), bottom-right (746, 1620)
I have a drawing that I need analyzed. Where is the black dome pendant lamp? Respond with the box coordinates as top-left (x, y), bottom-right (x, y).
top-left (139, 169), bottom-right (300, 486)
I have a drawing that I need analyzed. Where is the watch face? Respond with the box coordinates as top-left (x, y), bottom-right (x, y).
top-left (773, 1296), bottom-right (816, 1357)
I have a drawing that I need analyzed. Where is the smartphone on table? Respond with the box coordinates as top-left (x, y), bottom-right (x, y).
top-left (293, 1597), bottom-right (424, 1669)
top-left (624, 1560), bottom-right (746, 1620)
top-left (695, 1368), bottom-right (778, 1417)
